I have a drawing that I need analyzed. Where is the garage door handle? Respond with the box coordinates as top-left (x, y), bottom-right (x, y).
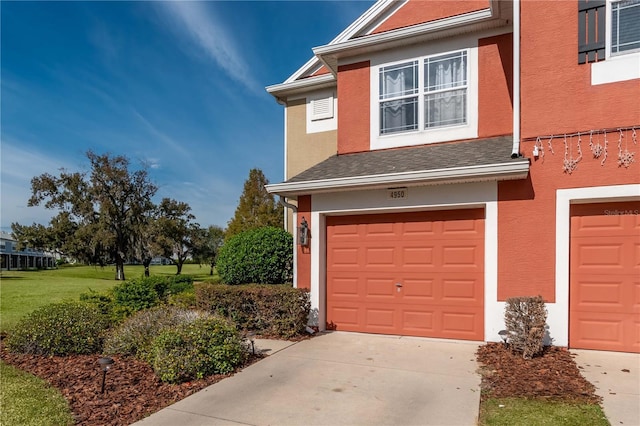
top-left (395, 282), bottom-right (403, 287)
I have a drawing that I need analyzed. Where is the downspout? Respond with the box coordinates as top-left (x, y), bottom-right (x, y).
top-left (511, 0), bottom-right (521, 158)
top-left (278, 196), bottom-right (298, 288)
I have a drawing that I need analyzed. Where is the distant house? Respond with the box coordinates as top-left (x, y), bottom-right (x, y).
top-left (0, 231), bottom-right (56, 270)
top-left (150, 257), bottom-right (173, 266)
top-left (266, 0), bottom-right (640, 353)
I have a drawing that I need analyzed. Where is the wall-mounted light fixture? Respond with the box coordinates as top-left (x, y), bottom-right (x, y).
top-left (298, 217), bottom-right (309, 247)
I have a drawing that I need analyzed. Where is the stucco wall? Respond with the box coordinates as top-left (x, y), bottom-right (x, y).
top-left (286, 98), bottom-right (337, 179)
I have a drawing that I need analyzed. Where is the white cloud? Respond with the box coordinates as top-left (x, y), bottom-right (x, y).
top-left (157, 1), bottom-right (261, 95)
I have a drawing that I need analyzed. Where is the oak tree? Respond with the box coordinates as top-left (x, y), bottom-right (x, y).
top-left (17, 151), bottom-right (157, 280)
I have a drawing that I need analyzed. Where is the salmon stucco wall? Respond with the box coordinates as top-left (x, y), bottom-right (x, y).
top-left (520, 1), bottom-right (640, 138)
top-left (497, 139), bottom-right (640, 302)
top-left (296, 195), bottom-right (312, 290)
top-left (337, 61), bottom-right (371, 154)
top-left (478, 33), bottom-right (513, 138)
top-left (373, 0), bottom-right (489, 34)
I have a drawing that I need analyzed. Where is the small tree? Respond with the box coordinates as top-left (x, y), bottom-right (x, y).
top-left (192, 225), bottom-right (225, 275)
top-left (226, 168), bottom-right (282, 240)
top-left (153, 198), bottom-right (199, 275)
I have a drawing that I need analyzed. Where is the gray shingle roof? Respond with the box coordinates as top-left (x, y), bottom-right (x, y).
top-left (287, 136), bottom-right (523, 183)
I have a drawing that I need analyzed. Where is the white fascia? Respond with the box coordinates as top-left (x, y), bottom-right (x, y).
top-left (265, 161), bottom-right (530, 197)
top-left (266, 74), bottom-right (335, 100)
top-left (313, 7), bottom-right (503, 75)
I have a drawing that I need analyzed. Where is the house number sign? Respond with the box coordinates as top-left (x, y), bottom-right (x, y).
top-left (387, 187), bottom-right (408, 200)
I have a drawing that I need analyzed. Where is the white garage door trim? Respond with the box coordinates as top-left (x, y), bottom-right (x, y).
top-left (304, 181), bottom-right (501, 341)
top-left (555, 184), bottom-right (640, 347)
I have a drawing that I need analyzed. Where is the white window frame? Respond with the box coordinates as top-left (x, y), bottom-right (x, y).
top-left (592, 0), bottom-right (640, 85)
top-left (608, 0), bottom-right (640, 57)
top-left (370, 41), bottom-right (478, 151)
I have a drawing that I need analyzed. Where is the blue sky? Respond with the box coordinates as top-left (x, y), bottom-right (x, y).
top-left (1, 1), bottom-right (374, 232)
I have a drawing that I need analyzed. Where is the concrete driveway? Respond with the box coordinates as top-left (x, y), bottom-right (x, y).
top-left (572, 349), bottom-right (640, 426)
top-left (135, 332), bottom-right (481, 425)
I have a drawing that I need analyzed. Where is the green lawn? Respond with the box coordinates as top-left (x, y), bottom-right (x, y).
top-left (0, 263), bottom-right (215, 332)
top-left (479, 397), bottom-right (609, 426)
top-left (0, 361), bottom-right (75, 426)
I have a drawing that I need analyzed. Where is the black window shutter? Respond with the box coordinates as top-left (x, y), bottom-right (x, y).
top-left (578, 0), bottom-right (606, 64)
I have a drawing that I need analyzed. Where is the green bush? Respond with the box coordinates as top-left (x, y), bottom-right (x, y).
top-left (151, 316), bottom-right (247, 383)
top-left (196, 283), bottom-right (310, 338)
top-left (79, 289), bottom-right (115, 317)
top-left (6, 301), bottom-right (108, 356)
top-left (111, 278), bottom-right (160, 319)
top-left (104, 306), bottom-right (208, 363)
top-left (168, 290), bottom-right (197, 309)
top-left (216, 227), bottom-right (293, 285)
top-left (166, 275), bottom-right (194, 295)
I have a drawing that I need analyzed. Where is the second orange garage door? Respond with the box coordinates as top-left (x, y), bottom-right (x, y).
top-left (326, 209), bottom-right (484, 340)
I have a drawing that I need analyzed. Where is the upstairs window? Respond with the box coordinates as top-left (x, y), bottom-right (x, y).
top-left (379, 61), bottom-right (419, 134)
top-left (611, 0), bottom-right (640, 55)
top-left (378, 50), bottom-right (468, 136)
top-left (424, 51), bottom-right (467, 129)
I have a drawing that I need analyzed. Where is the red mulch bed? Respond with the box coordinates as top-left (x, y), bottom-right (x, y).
top-left (0, 343), bottom-right (262, 425)
top-left (476, 342), bottom-right (601, 404)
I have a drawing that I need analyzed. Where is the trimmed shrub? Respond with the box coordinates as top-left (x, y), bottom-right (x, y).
top-left (111, 278), bottom-right (160, 319)
top-left (151, 316), bottom-right (247, 383)
top-left (504, 295), bottom-right (548, 359)
top-left (104, 306), bottom-right (209, 363)
top-left (195, 283), bottom-right (310, 338)
top-left (216, 227), bottom-right (293, 285)
top-left (79, 289), bottom-right (115, 317)
top-left (6, 301), bottom-right (108, 356)
top-left (168, 290), bottom-right (197, 309)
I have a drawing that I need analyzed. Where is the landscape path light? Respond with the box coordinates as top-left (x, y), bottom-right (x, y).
top-left (98, 357), bottom-right (114, 394)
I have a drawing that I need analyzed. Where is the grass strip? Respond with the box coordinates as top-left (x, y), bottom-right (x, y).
top-left (479, 397), bottom-right (609, 426)
top-left (0, 361), bottom-right (74, 426)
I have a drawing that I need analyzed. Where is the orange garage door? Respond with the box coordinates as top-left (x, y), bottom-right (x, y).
top-left (326, 209), bottom-right (484, 341)
top-left (570, 201), bottom-right (640, 353)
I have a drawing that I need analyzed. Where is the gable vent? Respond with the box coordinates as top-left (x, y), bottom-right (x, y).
top-left (311, 96), bottom-right (334, 121)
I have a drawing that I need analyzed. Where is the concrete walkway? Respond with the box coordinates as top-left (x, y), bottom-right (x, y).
top-left (135, 332), bottom-right (481, 426)
top-left (572, 349), bottom-right (640, 426)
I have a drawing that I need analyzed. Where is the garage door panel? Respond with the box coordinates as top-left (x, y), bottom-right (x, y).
top-left (570, 201), bottom-right (640, 352)
top-left (442, 311), bottom-right (482, 336)
top-left (442, 278), bottom-right (482, 303)
top-left (402, 310), bottom-right (435, 332)
top-left (402, 246), bottom-right (435, 267)
top-left (442, 245), bottom-right (483, 269)
top-left (328, 275), bottom-right (360, 297)
top-left (365, 246), bottom-right (396, 266)
top-left (365, 308), bottom-right (396, 328)
top-left (330, 307), bottom-right (360, 327)
top-left (401, 278), bottom-right (435, 300)
top-left (326, 209), bottom-right (484, 340)
top-left (365, 278), bottom-right (396, 298)
top-left (328, 247), bottom-right (360, 266)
